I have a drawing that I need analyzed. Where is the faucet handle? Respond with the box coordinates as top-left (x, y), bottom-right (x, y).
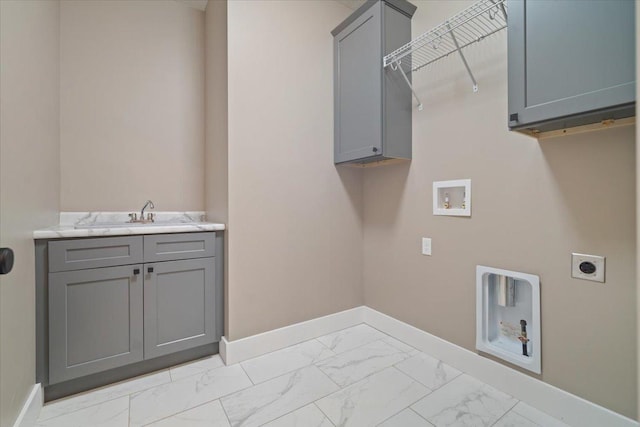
top-left (128, 213), bottom-right (137, 222)
top-left (147, 213), bottom-right (155, 222)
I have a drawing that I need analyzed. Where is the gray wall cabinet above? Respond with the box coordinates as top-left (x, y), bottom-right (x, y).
top-left (332, 0), bottom-right (416, 165)
top-left (507, 0), bottom-right (636, 136)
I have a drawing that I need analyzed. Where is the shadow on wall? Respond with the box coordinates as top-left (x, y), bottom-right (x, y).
top-left (334, 165), bottom-right (366, 222)
top-left (538, 125), bottom-right (636, 243)
top-left (360, 162), bottom-right (411, 227)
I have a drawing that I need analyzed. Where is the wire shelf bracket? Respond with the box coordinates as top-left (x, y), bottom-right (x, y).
top-left (383, 0), bottom-right (507, 109)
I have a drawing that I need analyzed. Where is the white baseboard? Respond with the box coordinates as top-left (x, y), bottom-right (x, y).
top-left (220, 306), bottom-right (365, 365)
top-left (362, 307), bottom-right (638, 427)
top-left (220, 305), bottom-right (637, 427)
top-left (12, 384), bottom-right (42, 427)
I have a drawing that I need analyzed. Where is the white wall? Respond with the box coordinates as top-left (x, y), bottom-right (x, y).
top-left (0, 1), bottom-right (60, 426)
top-left (60, 0), bottom-right (205, 211)
top-left (225, 0), bottom-right (363, 340)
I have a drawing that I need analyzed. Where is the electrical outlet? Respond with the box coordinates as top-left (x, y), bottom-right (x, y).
top-left (571, 253), bottom-right (605, 283)
top-left (422, 238), bottom-right (432, 256)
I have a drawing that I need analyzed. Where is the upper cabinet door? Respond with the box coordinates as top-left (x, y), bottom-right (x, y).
top-left (508, 0), bottom-right (636, 131)
top-left (334, 2), bottom-right (383, 164)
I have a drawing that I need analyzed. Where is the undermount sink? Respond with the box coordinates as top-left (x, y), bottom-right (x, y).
top-left (74, 222), bottom-right (196, 229)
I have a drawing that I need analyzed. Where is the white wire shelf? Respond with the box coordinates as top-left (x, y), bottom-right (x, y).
top-left (383, 0), bottom-right (507, 109)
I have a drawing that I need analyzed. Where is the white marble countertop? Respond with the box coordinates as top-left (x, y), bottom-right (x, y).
top-left (33, 212), bottom-right (225, 239)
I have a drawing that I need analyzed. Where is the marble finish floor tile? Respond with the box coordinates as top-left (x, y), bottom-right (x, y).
top-left (241, 339), bottom-right (335, 384)
top-left (493, 411), bottom-right (540, 427)
top-left (38, 370), bottom-right (171, 421)
top-left (316, 367), bottom-right (430, 427)
top-left (221, 365), bottom-right (338, 427)
top-left (129, 364), bottom-right (252, 426)
top-left (317, 324), bottom-right (386, 354)
top-left (36, 396), bottom-right (129, 427)
top-left (510, 402), bottom-right (570, 427)
top-left (169, 354), bottom-right (225, 381)
top-left (378, 408), bottom-right (433, 427)
top-left (395, 352), bottom-right (462, 391)
top-left (411, 374), bottom-right (517, 427)
top-left (146, 399), bottom-right (231, 427)
top-left (262, 404), bottom-right (333, 427)
top-left (316, 340), bottom-right (410, 387)
top-left (381, 336), bottom-right (419, 355)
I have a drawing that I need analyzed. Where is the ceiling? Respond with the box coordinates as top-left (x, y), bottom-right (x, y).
top-left (174, 0), bottom-right (366, 13)
top-left (174, 0), bottom-right (208, 11)
top-left (336, 0), bottom-right (367, 10)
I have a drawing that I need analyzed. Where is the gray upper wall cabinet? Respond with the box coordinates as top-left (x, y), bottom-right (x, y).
top-left (332, 0), bottom-right (416, 165)
top-left (507, 0), bottom-right (636, 134)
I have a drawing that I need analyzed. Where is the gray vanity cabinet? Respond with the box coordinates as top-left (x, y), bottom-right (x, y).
top-left (43, 232), bottom-right (222, 392)
top-left (507, 0), bottom-right (636, 134)
top-left (144, 258), bottom-right (215, 359)
top-left (332, 0), bottom-right (415, 165)
top-left (49, 264), bottom-right (144, 384)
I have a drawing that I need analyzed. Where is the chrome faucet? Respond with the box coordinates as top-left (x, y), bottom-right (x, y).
top-left (140, 200), bottom-right (155, 221)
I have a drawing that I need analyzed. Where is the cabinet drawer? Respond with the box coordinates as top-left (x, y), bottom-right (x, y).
top-left (49, 236), bottom-right (143, 272)
top-left (144, 233), bottom-right (215, 262)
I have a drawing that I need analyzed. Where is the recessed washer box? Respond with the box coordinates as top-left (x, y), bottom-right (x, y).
top-left (476, 265), bottom-right (541, 374)
top-left (433, 179), bottom-right (471, 217)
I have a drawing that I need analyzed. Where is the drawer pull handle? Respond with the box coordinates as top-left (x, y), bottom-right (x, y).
top-left (148, 267), bottom-right (154, 273)
top-left (133, 268), bottom-right (140, 275)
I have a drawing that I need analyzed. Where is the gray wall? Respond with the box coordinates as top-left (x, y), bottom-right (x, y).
top-left (0, 1), bottom-right (61, 426)
top-left (362, 0), bottom-right (636, 418)
top-left (59, 0), bottom-right (205, 211)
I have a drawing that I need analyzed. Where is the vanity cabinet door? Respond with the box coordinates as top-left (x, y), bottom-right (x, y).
top-left (49, 265), bottom-right (144, 384)
top-left (144, 258), bottom-right (215, 359)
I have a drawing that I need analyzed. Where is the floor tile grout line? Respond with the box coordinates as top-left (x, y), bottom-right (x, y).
top-left (489, 399), bottom-right (521, 427)
top-left (315, 370), bottom-right (430, 427)
top-left (392, 356), bottom-right (463, 393)
top-left (39, 391), bottom-right (152, 424)
top-left (313, 397), bottom-right (335, 425)
top-left (132, 371), bottom-right (255, 426)
top-left (140, 399), bottom-right (228, 427)
top-left (243, 338), bottom-right (316, 365)
top-left (376, 407), bottom-right (412, 426)
top-left (315, 324), bottom-right (384, 354)
top-left (315, 360), bottom-right (425, 396)
top-left (167, 356), bottom-right (225, 382)
top-left (239, 339), bottom-right (336, 385)
top-left (315, 342), bottom-right (415, 389)
top-left (39, 371), bottom-right (173, 422)
top-left (409, 407), bottom-right (436, 426)
top-left (221, 367), bottom-right (341, 427)
top-left (238, 362), bottom-right (256, 385)
top-left (313, 402), bottom-right (336, 426)
top-left (219, 397), bottom-right (233, 426)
